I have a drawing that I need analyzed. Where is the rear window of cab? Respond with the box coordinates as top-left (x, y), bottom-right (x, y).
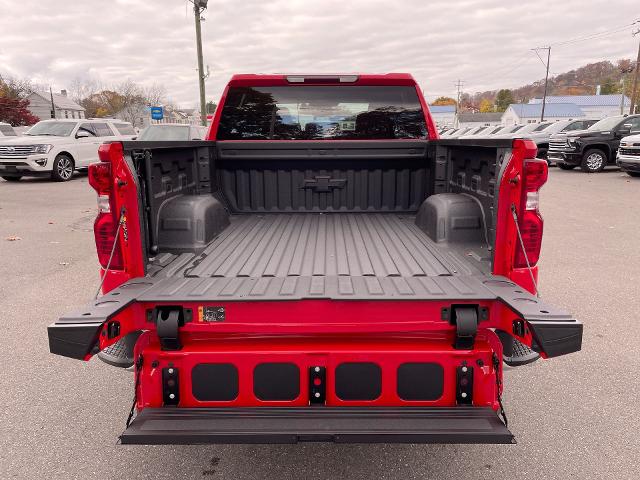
top-left (217, 85), bottom-right (427, 140)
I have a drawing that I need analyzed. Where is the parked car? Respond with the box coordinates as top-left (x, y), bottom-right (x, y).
top-left (439, 128), bottom-right (459, 137)
top-left (446, 126), bottom-right (472, 138)
top-left (490, 125), bottom-right (525, 137)
top-left (49, 73), bottom-right (581, 446)
top-left (458, 125), bottom-right (491, 137)
top-left (480, 125), bottom-right (508, 136)
top-left (13, 126), bottom-right (32, 136)
top-left (0, 119), bottom-right (136, 181)
top-left (0, 122), bottom-right (19, 138)
top-left (495, 122), bottom-right (549, 139)
top-left (137, 123), bottom-right (208, 141)
top-left (523, 119), bottom-right (598, 161)
top-left (548, 114), bottom-right (640, 172)
top-left (616, 134), bottom-right (640, 177)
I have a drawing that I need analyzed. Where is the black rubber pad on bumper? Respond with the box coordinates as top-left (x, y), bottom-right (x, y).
top-left (120, 407), bottom-right (514, 445)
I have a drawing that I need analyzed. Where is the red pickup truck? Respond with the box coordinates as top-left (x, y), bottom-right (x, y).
top-left (48, 73), bottom-right (582, 444)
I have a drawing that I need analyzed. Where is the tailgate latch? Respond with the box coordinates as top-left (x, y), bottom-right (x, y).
top-left (451, 307), bottom-right (478, 350)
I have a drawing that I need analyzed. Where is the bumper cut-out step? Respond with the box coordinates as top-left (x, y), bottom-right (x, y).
top-left (120, 407), bottom-right (514, 445)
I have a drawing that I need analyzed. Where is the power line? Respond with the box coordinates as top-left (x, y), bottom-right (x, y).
top-left (532, 49), bottom-right (548, 69)
top-left (469, 19), bottom-right (640, 91)
top-left (548, 20), bottom-right (640, 47)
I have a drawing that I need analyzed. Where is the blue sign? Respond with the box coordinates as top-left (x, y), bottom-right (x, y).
top-left (150, 106), bottom-right (163, 120)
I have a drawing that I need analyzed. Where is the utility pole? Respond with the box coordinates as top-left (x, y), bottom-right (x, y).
top-left (454, 79), bottom-right (464, 127)
top-left (193, 0), bottom-right (209, 126)
top-left (630, 28), bottom-right (640, 115)
top-left (49, 86), bottom-right (56, 119)
top-left (539, 47), bottom-right (551, 122)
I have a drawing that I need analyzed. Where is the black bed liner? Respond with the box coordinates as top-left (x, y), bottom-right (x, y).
top-left (148, 212), bottom-right (486, 287)
top-left (48, 139), bottom-right (582, 361)
top-left (119, 406), bottom-right (514, 444)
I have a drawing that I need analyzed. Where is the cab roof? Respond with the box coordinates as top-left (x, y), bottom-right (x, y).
top-left (228, 73), bottom-right (418, 87)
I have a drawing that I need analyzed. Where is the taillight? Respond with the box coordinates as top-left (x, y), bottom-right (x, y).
top-left (89, 142), bottom-right (124, 270)
top-left (514, 157), bottom-right (548, 268)
top-left (94, 212), bottom-right (124, 269)
top-left (88, 162), bottom-right (111, 194)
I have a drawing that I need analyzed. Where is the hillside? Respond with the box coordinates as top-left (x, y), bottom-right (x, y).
top-left (463, 59), bottom-right (636, 111)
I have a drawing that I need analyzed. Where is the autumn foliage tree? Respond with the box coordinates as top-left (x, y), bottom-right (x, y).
top-left (479, 98), bottom-right (494, 113)
top-left (431, 96), bottom-right (457, 106)
top-left (0, 97), bottom-right (39, 126)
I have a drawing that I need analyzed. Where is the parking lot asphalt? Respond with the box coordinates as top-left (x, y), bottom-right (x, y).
top-left (1, 167), bottom-right (639, 480)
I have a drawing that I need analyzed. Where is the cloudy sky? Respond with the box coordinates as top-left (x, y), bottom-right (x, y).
top-left (0, 0), bottom-right (638, 107)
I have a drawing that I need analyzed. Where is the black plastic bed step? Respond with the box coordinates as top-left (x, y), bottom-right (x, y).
top-left (120, 407), bottom-right (514, 445)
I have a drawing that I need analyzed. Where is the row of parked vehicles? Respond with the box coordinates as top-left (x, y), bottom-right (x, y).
top-left (438, 114), bottom-right (640, 175)
top-left (3, 113), bottom-right (640, 182)
top-left (0, 119), bottom-right (208, 181)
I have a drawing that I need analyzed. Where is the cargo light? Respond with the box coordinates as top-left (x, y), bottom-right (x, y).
top-left (286, 75), bottom-right (358, 84)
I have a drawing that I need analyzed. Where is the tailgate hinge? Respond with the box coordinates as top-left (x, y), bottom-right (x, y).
top-left (155, 308), bottom-right (183, 351)
top-left (452, 307), bottom-right (478, 350)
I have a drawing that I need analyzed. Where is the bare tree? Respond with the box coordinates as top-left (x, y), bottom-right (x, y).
top-left (109, 79), bottom-right (145, 125)
top-left (68, 77), bottom-right (101, 104)
top-left (0, 74), bottom-right (35, 99)
top-left (142, 83), bottom-right (167, 107)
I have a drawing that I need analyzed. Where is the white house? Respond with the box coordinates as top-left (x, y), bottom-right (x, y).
top-left (501, 103), bottom-right (584, 125)
top-left (457, 112), bottom-right (503, 128)
top-left (528, 95), bottom-right (630, 119)
top-left (428, 105), bottom-right (456, 128)
top-left (26, 90), bottom-right (85, 121)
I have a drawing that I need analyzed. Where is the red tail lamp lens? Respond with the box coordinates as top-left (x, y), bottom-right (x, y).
top-left (94, 212), bottom-right (123, 269)
top-left (88, 162), bottom-right (112, 194)
top-left (98, 142), bottom-right (124, 163)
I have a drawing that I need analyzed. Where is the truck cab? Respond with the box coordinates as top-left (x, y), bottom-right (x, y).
top-left (48, 73), bottom-right (581, 445)
top-left (548, 115), bottom-right (640, 172)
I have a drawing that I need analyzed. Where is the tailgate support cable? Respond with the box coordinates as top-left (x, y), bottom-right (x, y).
top-left (95, 207), bottom-right (126, 299)
top-left (492, 353), bottom-right (508, 428)
top-left (125, 354), bottom-right (143, 428)
top-left (510, 204), bottom-right (538, 296)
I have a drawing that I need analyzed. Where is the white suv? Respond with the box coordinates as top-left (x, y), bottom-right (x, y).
top-left (0, 122), bottom-right (19, 138)
top-left (0, 119), bottom-right (136, 182)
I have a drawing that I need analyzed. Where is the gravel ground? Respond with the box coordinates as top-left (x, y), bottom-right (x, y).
top-left (1, 167), bottom-right (639, 479)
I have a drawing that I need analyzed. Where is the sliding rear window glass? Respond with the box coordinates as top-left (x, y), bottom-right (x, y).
top-left (217, 86), bottom-right (427, 140)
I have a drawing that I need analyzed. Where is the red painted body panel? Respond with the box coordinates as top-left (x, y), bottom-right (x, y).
top-left (134, 331), bottom-right (502, 409)
top-left (94, 142), bottom-right (145, 294)
top-left (227, 73), bottom-right (419, 87)
top-left (207, 73), bottom-right (438, 141)
top-left (92, 80), bottom-right (547, 416)
top-left (492, 139), bottom-right (540, 294)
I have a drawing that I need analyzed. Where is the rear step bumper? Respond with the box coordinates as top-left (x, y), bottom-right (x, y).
top-left (120, 407), bottom-right (514, 444)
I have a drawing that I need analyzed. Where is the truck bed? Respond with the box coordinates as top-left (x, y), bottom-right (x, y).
top-left (145, 212), bottom-right (489, 301)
